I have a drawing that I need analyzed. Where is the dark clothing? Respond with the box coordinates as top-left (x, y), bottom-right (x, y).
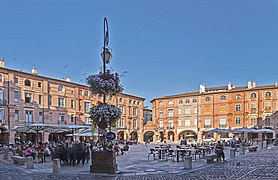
top-left (215, 143), bottom-right (225, 161)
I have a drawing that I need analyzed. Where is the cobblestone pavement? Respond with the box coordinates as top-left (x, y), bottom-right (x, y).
top-left (0, 145), bottom-right (277, 180)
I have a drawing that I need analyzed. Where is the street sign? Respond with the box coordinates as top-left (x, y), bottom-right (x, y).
top-left (106, 132), bottom-right (116, 141)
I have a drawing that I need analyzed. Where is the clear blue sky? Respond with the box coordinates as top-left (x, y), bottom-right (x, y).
top-left (1, 0), bottom-right (278, 107)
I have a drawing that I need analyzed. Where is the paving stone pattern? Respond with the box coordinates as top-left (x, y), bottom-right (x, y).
top-left (0, 145), bottom-right (277, 180)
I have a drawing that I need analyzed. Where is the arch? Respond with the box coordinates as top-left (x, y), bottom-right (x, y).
top-left (159, 101), bottom-right (163, 106)
top-left (58, 85), bottom-right (64, 92)
top-left (178, 99), bottom-right (183, 104)
top-left (130, 131), bottom-right (138, 141)
top-left (143, 131), bottom-right (154, 142)
top-left (24, 79), bottom-right (31, 86)
top-left (220, 95), bottom-right (226, 100)
top-left (168, 100), bottom-right (173, 105)
top-left (178, 130), bottom-right (197, 141)
top-left (236, 94), bottom-right (241, 99)
top-left (251, 93), bottom-right (256, 98)
top-left (117, 131), bottom-right (125, 140)
top-left (185, 99), bottom-right (190, 103)
top-left (205, 97), bottom-right (211, 102)
top-left (168, 131), bottom-right (175, 142)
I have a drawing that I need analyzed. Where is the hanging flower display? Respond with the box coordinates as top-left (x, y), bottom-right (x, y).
top-left (90, 102), bottom-right (122, 126)
top-left (86, 70), bottom-right (123, 96)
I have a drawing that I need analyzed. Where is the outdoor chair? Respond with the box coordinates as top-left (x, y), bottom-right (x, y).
top-left (166, 149), bottom-right (175, 162)
top-left (148, 148), bottom-right (158, 160)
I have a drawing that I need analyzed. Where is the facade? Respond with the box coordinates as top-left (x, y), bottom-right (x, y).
top-left (149, 81), bottom-right (278, 143)
top-left (0, 60), bottom-right (145, 144)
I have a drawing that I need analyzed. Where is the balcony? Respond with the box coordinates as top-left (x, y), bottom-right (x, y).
top-left (219, 124), bottom-right (227, 128)
top-left (0, 100), bottom-right (7, 106)
top-left (167, 126), bottom-right (174, 130)
top-left (204, 125), bottom-right (211, 128)
top-left (58, 120), bottom-right (67, 125)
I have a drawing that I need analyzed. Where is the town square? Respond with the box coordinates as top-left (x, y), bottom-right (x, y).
top-left (0, 0), bottom-right (278, 179)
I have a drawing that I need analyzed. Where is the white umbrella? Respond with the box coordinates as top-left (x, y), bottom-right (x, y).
top-left (255, 129), bottom-right (274, 133)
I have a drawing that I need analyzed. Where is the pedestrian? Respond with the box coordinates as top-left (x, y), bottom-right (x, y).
top-left (215, 141), bottom-right (225, 162)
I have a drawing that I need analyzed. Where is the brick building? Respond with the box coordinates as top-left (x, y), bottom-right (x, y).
top-left (0, 59), bottom-right (145, 144)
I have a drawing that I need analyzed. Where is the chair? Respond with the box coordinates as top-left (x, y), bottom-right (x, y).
top-left (166, 149), bottom-right (175, 162)
top-left (148, 148), bottom-right (158, 160)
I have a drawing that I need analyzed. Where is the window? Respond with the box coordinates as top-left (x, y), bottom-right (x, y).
top-left (251, 93), bottom-right (256, 98)
top-left (0, 75), bottom-right (2, 82)
top-left (24, 79), bottom-right (31, 86)
top-left (185, 119), bottom-right (190, 126)
top-left (119, 98), bottom-right (123, 102)
top-left (185, 107), bottom-right (190, 114)
top-left (168, 109), bottom-right (174, 117)
top-left (58, 98), bottom-right (65, 107)
top-left (265, 117), bottom-right (271, 124)
top-left (236, 94), bottom-right (241, 99)
top-left (178, 108), bottom-right (182, 115)
top-left (168, 100), bottom-right (173, 105)
top-left (48, 95), bottom-right (52, 106)
top-left (78, 90), bottom-right (82, 96)
top-left (168, 120), bottom-right (174, 129)
top-left (129, 100), bottom-right (132, 104)
top-left (137, 101), bottom-right (140, 105)
top-left (0, 89), bottom-right (3, 104)
top-left (204, 118), bottom-right (211, 128)
top-left (205, 97), bottom-right (211, 102)
top-left (159, 120), bottom-right (163, 128)
top-left (15, 110), bottom-right (19, 121)
top-left (71, 115), bottom-right (76, 123)
top-left (58, 85), bottom-right (64, 92)
top-left (84, 102), bottom-right (90, 113)
top-left (194, 117), bottom-right (197, 126)
top-left (25, 93), bottom-right (32, 103)
top-left (159, 101), bottom-right (163, 106)
top-left (84, 91), bottom-right (88, 96)
top-left (59, 113), bottom-right (65, 124)
top-left (14, 77), bottom-right (18, 84)
top-left (133, 119), bottom-right (137, 129)
top-left (266, 92), bottom-right (271, 97)
top-left (178, 99), bottom-right (183, 104)
top-left (133, 108), bottom-right (138, 116)
top-left (71, 100), bottom-right (75, 109)
top-left (235, 116), bottom-right (241, 124)
top-left (119, 118), bottom-right (124, 127)
top-left (120, 106), bottom-right (125, 114)
top-left (25, 111), bottom-right (33, 124)
top-left (251, 117), bottom-right (256, 124)
top-left (49, 113), bottom-right (53, 122)
top-left (185, 99), bottom-right (190, 103)
top-left (235, 104), bottom-right (241, 111)
top-left (220, 96), bottom-right (226, 100)
top-left (39, 112), bottom-right (43, 122)
top-left (192, 99), bottom-right (197, 103)
top-left (178, 119), bottom-right (182, 127)
top-left (38, 82), bottom-right (41, 87)
top-left (251, 103), bottom-right (257, 110)
top-left (133, 100), bottom-right (136, 104)
top-left (220, 117), bottom-right (226, 128)
top-left (265, 101), bottom-right (271, 109)
top-left (194, 107), bottom-right (197, 114)
top-left (219, 105), bottom-right (226, 112)
top-left (14, 91), bottom-right (19, 102)
top-left (39, 95), bottom-right (42, 105)
top-left (159, 110), bottom-right (163, 118)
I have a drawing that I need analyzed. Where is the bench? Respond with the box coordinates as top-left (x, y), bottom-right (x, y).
top-left (12, 156), bottom-right (27, 165)
top-left (248, 146), bottom-right (258, 152)
top-left (204, 154), bottom-right (218, 163)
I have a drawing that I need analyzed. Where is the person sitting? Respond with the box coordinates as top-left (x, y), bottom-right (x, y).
top-left (24, 144), bottom-right (35, 160)
top-left (43, 143), bottom-right (51, 162)
top-left (113, 142), bottom-right (121, 155)
top-left (122, 143), bottom-right (129, 155)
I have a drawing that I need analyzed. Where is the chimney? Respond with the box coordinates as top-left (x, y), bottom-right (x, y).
top-left (199, 83), bottom-right (205, 93)
top-left (252, 81), bottom-right (256, 88)
top-left (228, 82), bottom-right (232, 90)
top-left (65, 77), bottom-right (71, 82)
top-left (31, 68), bottom-right (38, 75)
top-left (275, 82), bottom-right (278, 87)
top-left (248, 80), bottom-right (252, 89)
top-left (0, 57), bottom-right (5, 68)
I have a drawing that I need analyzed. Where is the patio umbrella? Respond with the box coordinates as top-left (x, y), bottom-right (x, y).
top-left (255, 129), bottom-right (274, 133)
top-left (204, 128), bottom-right (227, 133)
top-left (25, 124), bottom-right (58, 145)
top-left (64, 125), bottom-right (91, 141)
top-left (231, 128), bottom-right (257, 133)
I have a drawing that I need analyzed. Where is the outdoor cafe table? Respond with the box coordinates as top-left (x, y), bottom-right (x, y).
top-left (155, 147), bottom-right (169, 159)
top-left (176, 148), bottom-right (192, 162)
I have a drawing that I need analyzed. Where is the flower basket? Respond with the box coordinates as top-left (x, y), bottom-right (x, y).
top-left (86, 70), bottom-right (123, 96)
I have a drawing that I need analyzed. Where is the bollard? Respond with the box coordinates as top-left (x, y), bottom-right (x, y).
top-left (240, 145), bottom-right (245, 155)
top-left (53, 159), bottom-right (61, 173)
top-left (230, 148), bottom-right (236, 158)
top-left (26, 157), bottom-right (34, 169)
top-left (263, 141), bottom-right (267, 149)
top-left (183, 156), bottom-right (192, 170)
top-left (3, 147), bottom-right (9, 160)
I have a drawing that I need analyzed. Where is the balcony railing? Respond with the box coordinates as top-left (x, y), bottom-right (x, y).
top-left (204, 125), bottom-right (211, 128)
top-left (167, 126), bottom-right (174, 129)
top-left (0, 100), bottom-right (7, 106)
top-left (58, 120), bottom-right (67, 125)
top-left (219, 124), bottom-right (227, 128)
